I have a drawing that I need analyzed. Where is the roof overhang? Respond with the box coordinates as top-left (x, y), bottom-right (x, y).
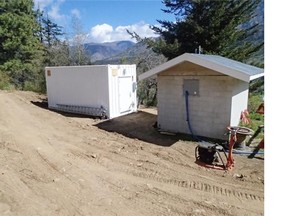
top-left (138, 53), bottom-right (264, 83)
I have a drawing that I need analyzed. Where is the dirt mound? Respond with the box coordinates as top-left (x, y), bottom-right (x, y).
top-left (0, 90), bottom-right (264, 215)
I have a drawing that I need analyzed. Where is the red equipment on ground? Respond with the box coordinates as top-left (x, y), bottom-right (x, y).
top-left (195, 102), bottom-right (264, 170)
top-left (226, 128), bottom-right (237, 170)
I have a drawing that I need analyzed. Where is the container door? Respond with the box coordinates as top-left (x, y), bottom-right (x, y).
top-left (118, 76), bottom-right (132, 113)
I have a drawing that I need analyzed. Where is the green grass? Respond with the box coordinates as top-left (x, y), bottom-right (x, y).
top-left (240, 93), bottom-right (264, 139)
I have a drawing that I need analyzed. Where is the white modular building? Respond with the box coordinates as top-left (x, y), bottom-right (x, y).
top-left (45, 64), bottom-right (137, 119)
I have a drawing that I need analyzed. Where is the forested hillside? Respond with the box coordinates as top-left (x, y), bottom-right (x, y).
top-left (0, 0), bottom-right (90, 91)
top-left (0, 0), bottom-right (44, 91)
top-left (1, 0), bottom-right (264, 99)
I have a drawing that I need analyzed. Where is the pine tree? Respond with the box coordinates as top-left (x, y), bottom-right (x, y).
top-left (134, 0), bottom-right (263, 65)
top-left (36, 10), bottom-right (65, 66)
top-left (41, 15), bottom-right (63, 48)
top-left (0, 0), bottom-right (44, 90)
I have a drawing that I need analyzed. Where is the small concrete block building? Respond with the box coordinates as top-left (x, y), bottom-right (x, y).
top-left (138, 53), bottom-right (264, 140)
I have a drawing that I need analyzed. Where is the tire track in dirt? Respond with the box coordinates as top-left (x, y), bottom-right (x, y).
top-left (0, 133), bottom-right (22, 155)
top-left (35, 150), bottom-right (81, 186)
top-left (143, 187), bottom-right (234, 216)
top-left (68, 149), bottom-right (263, 202)
top-left (105, 185), bottom-right (169, 215)
top-left (63, 162), bottom-right (171, 216)
top-left (128, 169), bottom-right (263, 201)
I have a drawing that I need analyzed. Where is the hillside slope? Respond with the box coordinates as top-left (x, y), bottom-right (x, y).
top-left (85, 41), bottom-right (135, 62)
top-left (0, 90), bottom-right (264, 215)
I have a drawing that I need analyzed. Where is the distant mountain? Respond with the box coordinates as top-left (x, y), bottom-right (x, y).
top-left (84, 41), bottom-right (135, 62)
top-left (91, 0), bottom-right (264, 66)
top-left (93, 40), bottom-right (167, 77)
top-left (92, 41), bottom-right (149, 65)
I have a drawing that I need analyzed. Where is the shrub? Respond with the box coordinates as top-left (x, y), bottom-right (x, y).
top-left (241, 93), bottom-right (264, 138)
top-left (0, 72), bottom-right (14, 90)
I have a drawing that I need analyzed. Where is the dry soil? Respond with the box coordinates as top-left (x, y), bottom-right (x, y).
top-left (0, 90), bottom-right (264, 216)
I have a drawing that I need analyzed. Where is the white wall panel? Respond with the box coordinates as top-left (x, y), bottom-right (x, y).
top-left (45, 64), bottom-right (136, 119)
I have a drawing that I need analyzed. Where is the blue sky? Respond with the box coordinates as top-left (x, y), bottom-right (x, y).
top-left (34, 0), bottom-right (175, 43)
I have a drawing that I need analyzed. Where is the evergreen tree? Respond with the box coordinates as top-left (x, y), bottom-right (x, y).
top-left (133, 0), bottom-right (263, 65)
top-left (35, 8), bottom-right (65, 66)
top-left (41, 14), bottom-right (63, 48)
top-left (0, 0), bottom-right (44, 90)
top-left (35, 7), bottom-right (44, 44)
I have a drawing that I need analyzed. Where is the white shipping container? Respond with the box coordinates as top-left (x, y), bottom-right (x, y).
top-left (45, 64), bottom-right (137, 119)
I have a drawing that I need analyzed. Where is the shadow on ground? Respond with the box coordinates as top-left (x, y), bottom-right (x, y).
top-left (95, 111), bottom-right (194, 147)
top-left (31, 100), bottom-right (194, 147)
top-left (31, 100), bottom-right (49, 109)
top-left (30, 100), bottom-right (97, 119)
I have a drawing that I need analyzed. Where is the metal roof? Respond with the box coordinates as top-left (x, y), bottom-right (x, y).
top-left (138, 53), bottom-right (264, 82)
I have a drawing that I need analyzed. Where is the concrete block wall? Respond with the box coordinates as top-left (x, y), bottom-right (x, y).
top-left (157, 76), bottom-right (184, 132)
top-left (157, 62), bottom-right (244, 140)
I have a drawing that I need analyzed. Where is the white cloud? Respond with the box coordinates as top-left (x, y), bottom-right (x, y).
top-left (48, 0), bottom-right (66, 21)
top-left (90, 24), bottom-right (114, 43)
top-left (71, 9), bottom-right (81, 19)
top-left (34, 0), bottom-right (53, 10)
top-left (89, 22), bottom-right (158, 43)
top-left (34, 0), bottom-right (66, 22)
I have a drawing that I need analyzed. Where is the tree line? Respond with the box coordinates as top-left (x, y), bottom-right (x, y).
top-left (0, 0), bottom-right (89, 91)
top-left (1, 0), bottom-right (264, 99)
top-left (130, 0), bottom-right (264, 106)
top-left (132, 0), bottom-right (263, 64)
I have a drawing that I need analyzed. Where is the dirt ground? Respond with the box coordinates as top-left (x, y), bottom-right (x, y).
top-left (0, 90), bottom-right (264, 216)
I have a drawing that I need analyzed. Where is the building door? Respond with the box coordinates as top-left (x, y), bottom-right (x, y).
top-left (118, 76), bottom-right (132, 113)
